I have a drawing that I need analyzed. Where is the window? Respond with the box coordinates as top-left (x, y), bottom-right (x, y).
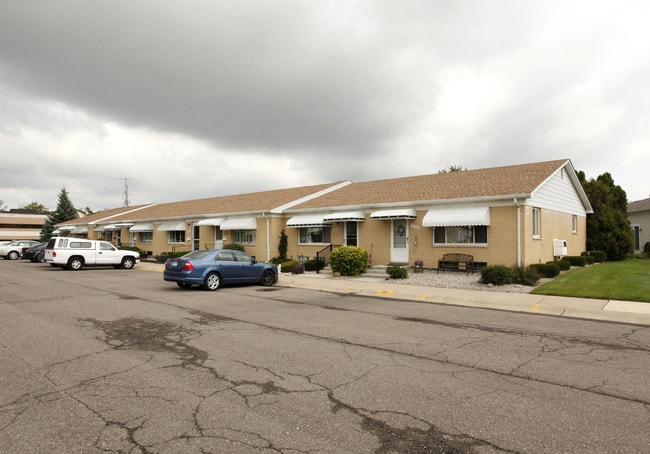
top-left (139, 232), bottom-right (153, 243)
top-left (433, 226), bottom-right (488, 244)
top-left (100, 242), bottom-right (116, 251)
top-left (532, 208), bottom-right (541, 238)
top-left (299, 227), bottom-right (331, 244)
top-left (70, 241), bottom-right (92, 249)
top-left (572, 215), bottom-right (577, 234)
top-left (168, 231), bottom-right (185, 243)
top-left (104, 231), bottom-right (113, 242)
top-left (232, 230), bottom-right (256, 244)
top-left (214, 227), bottom-right (223, 241)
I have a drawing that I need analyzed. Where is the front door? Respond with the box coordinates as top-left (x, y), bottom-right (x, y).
top-left (345, 222), bottom-right (358, 246)
top-left (390, 219), bottom-right (409, 263)
top-left (193, 225), bottom-right (200, 251)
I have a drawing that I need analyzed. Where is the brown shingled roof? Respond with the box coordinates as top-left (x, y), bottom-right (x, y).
top-left (105, 182), bottom-right (345, 222)
top-left (57, 204), bottom-right (154, 226)
top-left (290, 159), bottom-right (570, 210)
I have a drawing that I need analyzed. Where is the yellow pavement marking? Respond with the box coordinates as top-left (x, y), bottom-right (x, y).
top-left (530, 303), bottom-right (540, 313)
top-left (419, 293), bottom-right (428, 300)
top-left (377, 290), bottom-right (394, 296)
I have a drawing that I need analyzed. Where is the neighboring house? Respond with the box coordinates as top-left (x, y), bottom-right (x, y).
top-left (628, 197), bottom-right (650, 253)
top-left (56, 159), bottom-right (593, 268)
top-left (0, 210), bottom-right (48, 240)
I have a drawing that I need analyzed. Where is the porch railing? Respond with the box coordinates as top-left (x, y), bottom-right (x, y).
top-left (316, 244), bottom-right (341, 274)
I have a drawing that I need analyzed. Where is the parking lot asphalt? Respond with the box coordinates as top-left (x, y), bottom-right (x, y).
top-left (140, 261), bottom-right (650, 326)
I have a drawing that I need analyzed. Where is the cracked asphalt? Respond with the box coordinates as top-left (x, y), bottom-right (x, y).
top-left (0, 261), bottom-right (648, 453)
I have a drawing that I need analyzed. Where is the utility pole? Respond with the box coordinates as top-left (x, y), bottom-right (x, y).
top-left (116, 178), bottom-right (134, 207)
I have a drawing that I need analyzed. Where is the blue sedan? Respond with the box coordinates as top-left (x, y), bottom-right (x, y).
top-left (163, 249), bottom-right (278, 290)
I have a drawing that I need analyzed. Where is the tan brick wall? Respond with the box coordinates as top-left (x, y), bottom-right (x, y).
top-left (522, 206), bottom-right (587, 265)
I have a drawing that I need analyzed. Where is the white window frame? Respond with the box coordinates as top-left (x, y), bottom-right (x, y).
top-left (532, 208), bottom-right (541, 239)
top-left (433, 225), bottom-right (488, 245)
top-left (572, 215), bottom-right (578, 234)
top-left (232, 230), bottom-right (256, 245)
top-left (168, 231), bottom-right (186, 244)
top-left (299, 226), bottom-right (332, 244)
top-left (139, 232), bottom-right (153, 243)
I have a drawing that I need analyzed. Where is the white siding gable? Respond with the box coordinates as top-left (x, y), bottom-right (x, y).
top-left (529, 166), bottom-right (587, 215)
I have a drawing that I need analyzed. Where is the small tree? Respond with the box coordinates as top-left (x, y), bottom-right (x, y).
top-left (278, 229), bottom-right (288, 261)
top-left (438, 165), bottom-right (466, 173)
top-left (40, 188), bottom-right (78, 241)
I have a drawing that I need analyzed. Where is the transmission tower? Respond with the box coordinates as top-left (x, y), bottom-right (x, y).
top-left (116, 178), bottom-right (134, 207)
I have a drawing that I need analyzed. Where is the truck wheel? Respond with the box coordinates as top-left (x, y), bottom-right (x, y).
top-left (121, 257), bottom-right (135, 269)
top-left (203, 272), bottom-right (220, 291)
top-left (67, 257), bottom-right (84, 271)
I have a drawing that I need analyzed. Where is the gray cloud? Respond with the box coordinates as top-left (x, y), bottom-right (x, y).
top-left (1, 0), bottom-right (648, 210)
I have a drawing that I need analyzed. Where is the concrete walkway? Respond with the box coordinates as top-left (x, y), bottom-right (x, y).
top-left (141, 261), bottom-right (650, 325)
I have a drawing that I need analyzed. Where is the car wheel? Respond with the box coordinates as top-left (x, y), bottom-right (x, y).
top-left (121, 257), bottom-right (135, 269)
top-left (38, 251), bottom-right (44, 263)
top-left (7, 251), bottom-right (19, 260)
top-left (260, 269), bottom-right (275, 286)
top-left (177, 282), bottom-right (192, 289)
top-left (203, 272), bottom-right (220, 291)
top-left (67, 257), bottom-right (84, 271)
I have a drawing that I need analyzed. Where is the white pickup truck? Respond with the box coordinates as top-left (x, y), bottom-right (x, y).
top-left (44, 237), bottom-right (140, 270)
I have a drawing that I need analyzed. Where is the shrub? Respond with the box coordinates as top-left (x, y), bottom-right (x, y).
top-left (386, 265), bottom-right (408, 279)
top-left (480, 265), bottom-right (516, 285)
top-left (557, 259), bottom-right (571, 271)
top-left (534, 262), bottom-right (561, 278)
top-left (291, 264), bottom-right (305, 274)
top-left (329, 246), bottom-right (368, 276)
top-left (585, 250), bottom-right (607, 263)
top-left (515, 267), bottom-right (541, 286)
top-left (119, 245), bottom-right (145, 255)
top-left (279, 260), bottom-right (298, 273)
top-left (564, 256), bottom-right (587, 267)
top-left (644, 242), bottom-right (650, 255)
top-left (304, 258), bottom-right (325, 272)
top-left (223, 243), bottom-right (246, 252)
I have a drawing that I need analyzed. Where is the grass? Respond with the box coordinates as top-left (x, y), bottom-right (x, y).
top-left (531, 258), bottom-right (650, 302)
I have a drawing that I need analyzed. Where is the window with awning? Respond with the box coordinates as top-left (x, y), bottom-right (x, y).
top-left (422, 205), bottom-right (491, 227)
top-left (370, 208), bottom-right (416, 220)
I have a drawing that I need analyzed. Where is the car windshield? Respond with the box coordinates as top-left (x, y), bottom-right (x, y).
top-left (181, 250), bottom-right (213, 260)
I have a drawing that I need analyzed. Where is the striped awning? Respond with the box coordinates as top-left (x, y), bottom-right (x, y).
top-left (196, 218), bottom-right (226, 226)
top-left (71, 226), bottom-right (88, 234)
top-left (130, 223), bottom-right (154, 232)
top-left (220, 218), bottom-right (257, 230)
top-left (422, 205), bottom-right (491, 227)
top-left (370, 208), bottom-right (417, 220)
top-left (322, 211), bottom-right (365, 222)
top-left (286, 214), bottom-right (331, 228)
top-left (157, 221), bottom-right (186, 231)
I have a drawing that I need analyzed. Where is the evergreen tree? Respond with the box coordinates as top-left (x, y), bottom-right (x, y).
top-left (578, 171), bottom-right (633, 261)
top-left (40, 188), bottom-right (79, 241)
top-left (278, 229), bottom-right (288, 261)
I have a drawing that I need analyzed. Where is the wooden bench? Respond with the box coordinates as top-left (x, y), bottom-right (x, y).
top-left (437, 253), bottom-right (487, 273)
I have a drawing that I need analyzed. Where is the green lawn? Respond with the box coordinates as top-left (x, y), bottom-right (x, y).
top-left (531, 259), bottom-right (650, 302)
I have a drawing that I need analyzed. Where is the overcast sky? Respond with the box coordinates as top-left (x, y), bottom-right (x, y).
top-left (1, 1), bottom-right (648, 211)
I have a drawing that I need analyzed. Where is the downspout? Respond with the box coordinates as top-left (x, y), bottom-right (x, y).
top-left (263, 212), bottom-right (270, 262)
top-left (514, 198), bottom-right (521, 268)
